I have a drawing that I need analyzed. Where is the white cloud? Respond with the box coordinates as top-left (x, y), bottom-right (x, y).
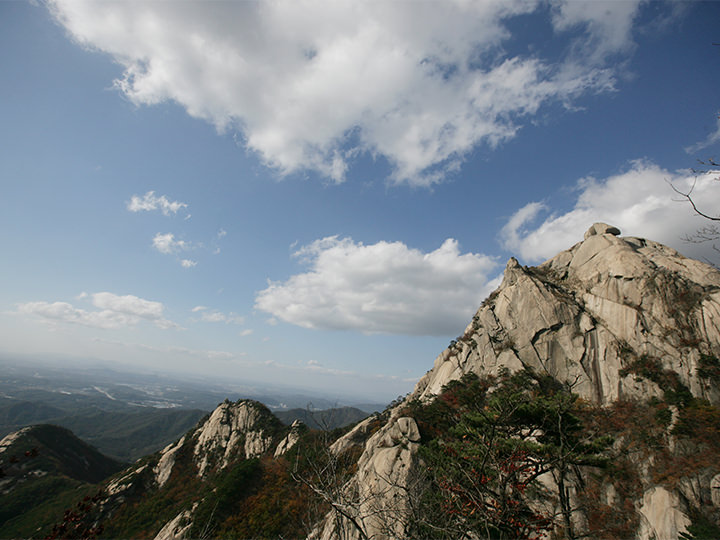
top-left (200, 312), bottom-right (227, 323)
top-left (18, 292), bottom-right (176, 330)
top-left (17, 301), bottom-right (132, 330)
top-left (92, 292), bottom-right (163, 319)
top-left (239, 329), bottom-right (254, 337)
top-left (49, 0), bottom-right (648, 186)
top-left (212, 229), bottom-right (227, 255)
top-left (206, 350), bottom-right (236, 359)
top-left (195, 309), bottom-right (245, 325)
top-left (255, 236), bottom-right (498, 336)
top-left (152, 232), bottom-right (190, 254)
top-left (551, 0), bottom-right (640, 62)
top-left (180, 259), bottom-right (197, 268)
top-left (500, 160), bottom-right (720, 263)
top-left (685, 113), bottom-right (720, 155)
top-left (127, 191), bottom-right (188, 216)
top-left (104, 340), bottom-right (241, 360)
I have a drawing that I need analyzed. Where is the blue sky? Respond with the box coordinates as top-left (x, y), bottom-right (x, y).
top-left (1, 0), bottom-right (719, 403)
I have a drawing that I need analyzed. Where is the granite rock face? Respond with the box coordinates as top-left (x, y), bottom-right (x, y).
top-left (311, 416), bottom-right (421, 540)
top-left (315, 223), bottom-right (720, 540)
top-left (193, 400), bottom-right (274, 477)
top-left (414, 223), bottom-right (720, 408)
top-left (153, 435), bottom-right (185, 488)
top-left (73, 398), bottom-right (283, 540)
top-left (149, 399), bottom-right (278, 538)
top-left (274, 419), bottom-right (303, 458)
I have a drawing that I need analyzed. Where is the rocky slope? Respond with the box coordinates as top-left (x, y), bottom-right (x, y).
top-left (315, 223), bottom-right (720, 540)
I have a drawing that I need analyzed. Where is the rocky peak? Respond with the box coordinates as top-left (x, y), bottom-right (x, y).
top-left (584, 221), bottom-right (621, 239)
top-left (414, 223), bottom-right (720, 406)
top-left (192, 399), bottom-right (277, 477)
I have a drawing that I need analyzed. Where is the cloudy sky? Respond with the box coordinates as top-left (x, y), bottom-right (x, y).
top-left (1, 0), bottom-right (719, 402)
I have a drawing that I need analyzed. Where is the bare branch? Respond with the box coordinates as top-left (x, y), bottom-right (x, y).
top-left (669, 177), bottom-right (720, 221)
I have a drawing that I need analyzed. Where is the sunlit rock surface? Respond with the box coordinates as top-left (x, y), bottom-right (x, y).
top-left (416, 222), bottom-right (720, 406)
top-left (153, 435), bottom-right (185, 488)
top-left (273, 419), bottom-right (303, 458)
top-left (193, 400), bottom-right (273, 476)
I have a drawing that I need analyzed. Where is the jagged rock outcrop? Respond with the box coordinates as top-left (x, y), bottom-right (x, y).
top-left (147, 399), bottom-right (282, 538)
top-left (153, 508), bottom-right (193, 540)
top-left (193, 399), bottom-right (274, 476)
top-left (311, 416), bottom-right (420, 540)
top-left (44, 398), bottom-right (287, 539)
top-left (274, 420), bottom-right (303, 458)
top-left (416, 223), bottom-right (720, 406)
top-left (315, 224), bottom-right (720, 540)
top-left (638, 487), bottom-right (691, 540)
top-left (153, 435), bottom-right (185, 488)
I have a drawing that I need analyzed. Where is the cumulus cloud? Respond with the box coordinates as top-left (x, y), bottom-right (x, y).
top-left (152, 232), bottom-right (190, 254)
top-left (127, 191), bottom-right (188, 216)
top-left (18, 292), bottom-right (176, 330)
top-left (500, 160), bottom-right (720, 263)
top-left (49, 0), bottom-right (648, 186)
top-left (180, 259), bottom-right (197, 268)
top-left (255, 237), bottom-right (498, 336)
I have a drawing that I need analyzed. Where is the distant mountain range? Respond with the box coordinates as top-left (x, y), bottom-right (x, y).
top-left (0, 361), bottom-right (385, 462)
top-left (0, 397), bottom-right (206, 463)
top-left (0, 401), bottom-right (372, 537)
top-left (0, 366), bottom-right (374, 538)
top-left (274, 406), bottom-right (370, 430)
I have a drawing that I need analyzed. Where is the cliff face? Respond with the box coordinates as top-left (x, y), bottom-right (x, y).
top-left (415, 223), bottom-right (720, 406)
top-left (317, 224), bottom-right (720, 540)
